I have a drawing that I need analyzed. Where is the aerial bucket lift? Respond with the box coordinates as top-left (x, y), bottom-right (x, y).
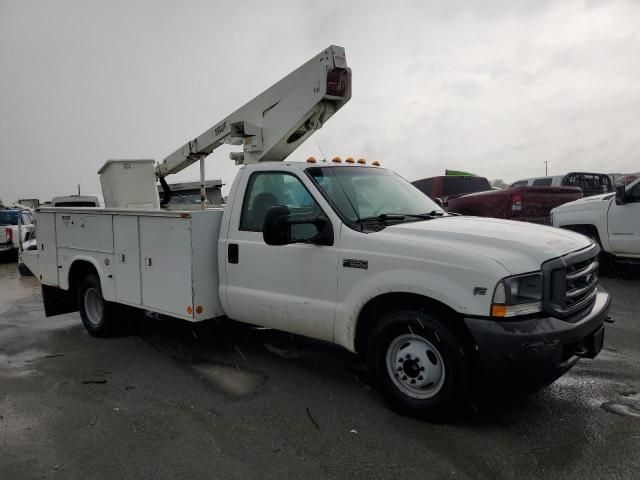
top-left (100, 45), bottom-right (351, 209)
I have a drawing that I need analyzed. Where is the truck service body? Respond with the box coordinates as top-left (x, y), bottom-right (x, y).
top-left (23, 45), bottom-right (611, 416)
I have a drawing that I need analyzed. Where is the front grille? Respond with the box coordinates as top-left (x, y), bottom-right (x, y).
top-left (565, 257), bottom-right (599, 310)
top-left (542, 244), bottom-right (600, 319)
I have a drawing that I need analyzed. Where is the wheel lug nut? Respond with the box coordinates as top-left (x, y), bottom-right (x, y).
top-left (405, 354), bottom-right (411, 359)
top-left (418, 376), bottom-right (423, 380)
top-left (410, 379), bottom-right (416, 384)
top-left (397, 367), bottom-right (402, 371)
top-left (419, 366), bottom-right (425, 371)
top-left (402, 375), bottom-right (407, 380)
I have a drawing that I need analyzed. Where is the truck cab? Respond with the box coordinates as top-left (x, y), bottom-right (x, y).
top-left (511, 172), bottom-right (613, 197)
top-left (552, 177), bottom-right (640, 260)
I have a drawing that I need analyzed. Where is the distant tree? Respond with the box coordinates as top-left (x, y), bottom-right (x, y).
top-left (491, 179), bottom-right (508, 189)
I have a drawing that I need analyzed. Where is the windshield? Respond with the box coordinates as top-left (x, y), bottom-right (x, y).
top-left (307, 166), bottom-right (444, 227)
top-left (0, 210), bottom-right (19, 225)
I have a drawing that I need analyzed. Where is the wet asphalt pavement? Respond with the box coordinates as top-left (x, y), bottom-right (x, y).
top-left (0, 259), bottom-right (638, 480)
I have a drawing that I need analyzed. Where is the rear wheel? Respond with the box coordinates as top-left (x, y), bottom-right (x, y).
top-left (78, 273), bottom-right (120, 337)
top-left (367, 309), bottom-right (470, 417)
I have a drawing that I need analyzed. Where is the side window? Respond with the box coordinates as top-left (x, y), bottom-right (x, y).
top-left (532, 178), bottom-right (552, 187)
top-left (239, 172), bottom-right (321, 232)
top-left (629, 183), bottom-right (640, 202)
top-left (510, 181), bottom-right (527, 187)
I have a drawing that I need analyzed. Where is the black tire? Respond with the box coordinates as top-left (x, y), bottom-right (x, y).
top-left (18, 263), bottom-right (34, 276)
top-left (367, 309), bottom-right (470, 418)
top-left (77, 273), bottom-right (120, 337)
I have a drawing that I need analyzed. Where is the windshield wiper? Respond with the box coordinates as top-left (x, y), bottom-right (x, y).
top-left (360, 213), bottom-right (437, 223)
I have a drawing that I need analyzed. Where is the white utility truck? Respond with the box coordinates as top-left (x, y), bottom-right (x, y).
top-left (552, 178), bottom-right (640, 264)
top-left (25, 45), bottom-right (611, 416)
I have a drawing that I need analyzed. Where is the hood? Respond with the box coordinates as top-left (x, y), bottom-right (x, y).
top-left (376, 216), bottom-right (592, 274)
top-left (551, 192), bottom-right (614, 213)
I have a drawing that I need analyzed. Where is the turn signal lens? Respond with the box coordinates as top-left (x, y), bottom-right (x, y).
top-left (332, 156), bottom-right (342, 163)
top-left (306, 156), bottom-right (317, 163)
top-left (371, 160), bottom-right (380, 166)
top-left (357, 158), bottom-right (366, 164)
top-left (345, 157), bottom-right (355, 163)
top-left (491, 305), bottom-right (507, 317)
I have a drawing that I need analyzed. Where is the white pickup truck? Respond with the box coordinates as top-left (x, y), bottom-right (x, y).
top-left (24, 45), bottom-right (611, 416)
top-left (552, 178), bottom-right (640, 264)
top-left (0, 208), bottom-right (35, 257)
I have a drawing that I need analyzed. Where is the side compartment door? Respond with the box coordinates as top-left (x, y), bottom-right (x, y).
top-left (139, 216), bottom-right (193, 318)
top-left (114, 215), bottom-right (142, 305)
top-left (608, 182), bottom-right (640, 255)
top-left (224, 170), bottom-right (339, 341)
top-left (37, 212), bottom-right (59, 285)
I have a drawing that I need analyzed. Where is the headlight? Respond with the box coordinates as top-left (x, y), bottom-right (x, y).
top-left (491, 272), bottom-right (543, 317)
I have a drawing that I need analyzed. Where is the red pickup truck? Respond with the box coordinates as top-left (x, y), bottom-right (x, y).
top-left (446, 186), bottom-right (583, 224)
top-left (412, 175), bottom-right (492, 206)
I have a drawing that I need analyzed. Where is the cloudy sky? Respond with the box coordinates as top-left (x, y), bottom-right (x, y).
top-left (1, 0), bottom-right (639, 202)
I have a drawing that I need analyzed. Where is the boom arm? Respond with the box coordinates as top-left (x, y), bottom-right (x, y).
top-left (155, 45), bottom-right (352, 178)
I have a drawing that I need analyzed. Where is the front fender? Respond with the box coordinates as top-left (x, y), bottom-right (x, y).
top-left (334, 267), bottom-right (497, 352)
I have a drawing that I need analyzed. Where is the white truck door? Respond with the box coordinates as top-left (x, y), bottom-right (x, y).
top-left (224, 170), bottom-right (339, 342)
top-left (607, 182), bottom-right (640, 255)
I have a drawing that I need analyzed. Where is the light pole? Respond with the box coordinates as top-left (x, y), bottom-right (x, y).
top-left (544, 161), bottom-right (549, 176)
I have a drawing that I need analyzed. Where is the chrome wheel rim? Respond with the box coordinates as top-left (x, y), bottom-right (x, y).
top-left (386, 333), bottom-right (446, 399)
top-left (84, 287), bottom-right (104, 327)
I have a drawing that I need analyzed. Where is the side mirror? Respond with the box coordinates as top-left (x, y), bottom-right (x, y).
top-left (615, 185), bottom-right (628, 205)
top-left (263, 205), bottom-right (334, 246)
top-left (434, 197), bottom-right (445, 208)
top-left (263, 205), bottom-right (292, 245)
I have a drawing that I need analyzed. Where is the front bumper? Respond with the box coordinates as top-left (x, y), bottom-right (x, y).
top-left (464, 286), bottom-right (610, 375)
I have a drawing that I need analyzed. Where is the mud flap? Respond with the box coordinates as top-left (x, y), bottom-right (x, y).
top-left (41, 285), bottom-right (77, 317)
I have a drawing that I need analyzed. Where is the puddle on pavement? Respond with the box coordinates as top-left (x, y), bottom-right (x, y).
top-left (0, 263), bottom-right (39, 316)
top-left (0, 348), bottom-right (47, 378)
top-left (190, 363), bottom-right (266, 398)
top-left (601, 391), bottom-right (640, 419)
top-left (601, 402), bottom-right (640, 418)
top-left (263, 343), bottom-right (304, 359)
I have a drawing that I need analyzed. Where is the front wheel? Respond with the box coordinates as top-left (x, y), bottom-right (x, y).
top-left (367, 309), bottom-right (470, 417)
top-left (78, 273), bottom-right (120, 337)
